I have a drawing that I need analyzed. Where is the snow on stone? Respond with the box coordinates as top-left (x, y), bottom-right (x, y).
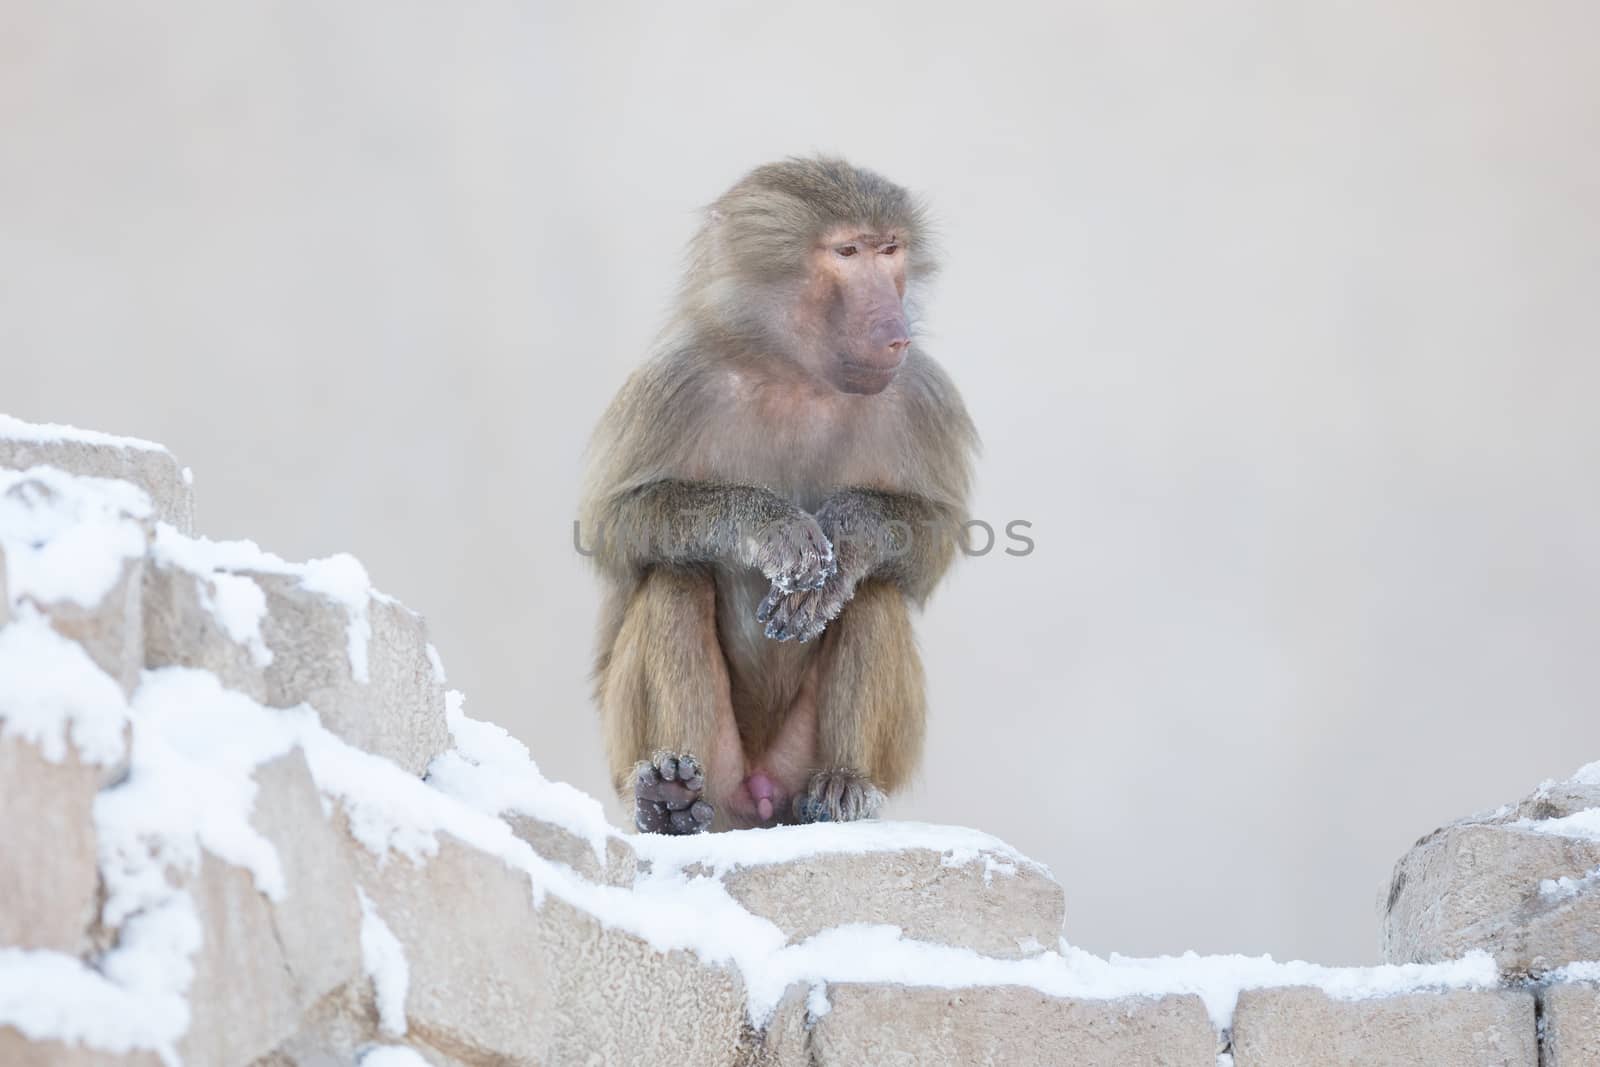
top-left (359, 1047), bottom-right (431, 1067)
top-left (0, 612), bottom-right (130, 764)
top-left (0, 466), bottom-right (150, 608)
top-left (1548, 959), bottom-right (1600, 983)
top-left (632, 815), bottom-right (1041, 879)
top-left (425, 642), bottom-right (447, 683)
top-left (151, 525), bottom-right (382, 680)
top-left (299, 554), bottom-right (374, 684)
top-left (1569, 760), bottom-right (1600, 787)
top-left (427, 690), bottom-right (617, 866)
top-left (100, 669), bottom-right (298, 913)
top-left (0, 413), bottom-right (170, 453)
top-left (1521, 809), bottom-right (1600, 840)
top-left (198, 572), bottom-right (273, 667)
top-left (357, 888), bottom-right (409, 1037)
top-left (0, 938), bottom-right (192, 1064)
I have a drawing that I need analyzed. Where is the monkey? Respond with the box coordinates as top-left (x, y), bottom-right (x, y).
top-left (580, 156), bottom-right (978, 834)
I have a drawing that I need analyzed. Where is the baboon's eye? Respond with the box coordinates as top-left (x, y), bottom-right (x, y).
top-left (879, 242), bottom-right (899, 256)
top-left (835, 245), bottom-right (859, 258)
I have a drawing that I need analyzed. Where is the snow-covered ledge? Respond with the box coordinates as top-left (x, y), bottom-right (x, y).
top-left (0, 414), bottom-right (1595, 1067)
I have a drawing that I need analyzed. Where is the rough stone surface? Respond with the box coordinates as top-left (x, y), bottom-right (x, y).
top-left (722, 847), bottom-right (1065, 958)
top-left (1230, 987), bottom-right (1537, 1066)
top-left (0, 434), bottom-right (193, 533)
top-left (810, 986), bottom-right (1216, 1066)
top-left (347, 831), bottom-right (558, 1064)
top-left (36, 554), bottom-right (147, 696)
top-left (1542, 982), bottom-right (1600, 1067)
top-left (0, 735), bottom-right (100, 954)
top-left (0, 1031), bottom-right (161, 1067)
top-left (251, 574), bottom-right (447, 776)
top-left (1383, 821), bottom-right (1600, 974)
top-left (180, 751), bottom-right (363, 1067)
top-left (504, 812), bottom-right (636, 887)
top-left (142, 560), bottom-right (270, 701)
top-left (345, 827), bottom-right (750, 1066)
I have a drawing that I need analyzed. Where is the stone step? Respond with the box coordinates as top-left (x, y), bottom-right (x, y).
top-left (0, 415), bottom-right (193, 533)
top-left (1383, 773), bottom-right (1600, 974)
top-left (1230, 987), bottom-right (1536, 1066)
top-left (702, 830), bottom-right (1064, 959)
top-left (1542, 981), bottom-right (1600, 1067)
top-left (805, 986), bottom-right (1215, 1066)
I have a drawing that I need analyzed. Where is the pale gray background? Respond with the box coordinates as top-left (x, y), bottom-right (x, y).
top-left (4, 1), bottom-right (1597, 965)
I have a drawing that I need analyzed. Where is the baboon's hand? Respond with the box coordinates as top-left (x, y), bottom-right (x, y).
top-left (757, 569), bottom-right (855, 642)
top-left (749, 511), bottom-right (835, 593)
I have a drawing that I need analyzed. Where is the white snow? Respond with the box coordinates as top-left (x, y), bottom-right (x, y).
top-left (0, 612), bottom-right (130, 765)
top-left (1569, 761), bottom-right (1600, 787)
top-left (1548, 960), bottom-right (1600, 983)
top-left (299, 554), bottom-right (374, 684)
top-left (197, 572), bottom-right (273, 667)
top-left (151, 526), bottom-right (379, 682)
top-left (0, 466), bottom-right (150, 608)
top-left (357, 889), bottom-right (409, 1037)
top-left (0, 937), bottom-right (192, 1063)
top-left (1518, 810), bottom-right (1600, 841)
top-left (0, 413), bottom-right (171, 453)
top-left (425, 642), bottom-right (447, 683)
top-left (426, 690), bottom-right (618, 867)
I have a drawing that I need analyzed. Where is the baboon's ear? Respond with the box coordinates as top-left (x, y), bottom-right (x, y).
top-left (706, 206), bottom-right (726, 223)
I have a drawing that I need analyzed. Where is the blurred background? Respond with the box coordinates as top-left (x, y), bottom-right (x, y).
top-left (4, 1), bottom-right (1598, 965)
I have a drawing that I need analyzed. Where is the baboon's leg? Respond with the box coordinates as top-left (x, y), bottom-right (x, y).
top-left (797, 580), bottom-right (926, 822)
top-left (597, 566), bottom-right (743, 833)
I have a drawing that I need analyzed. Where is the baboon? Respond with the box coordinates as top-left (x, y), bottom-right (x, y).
top-left (581, 157), bottom-right (978, 833)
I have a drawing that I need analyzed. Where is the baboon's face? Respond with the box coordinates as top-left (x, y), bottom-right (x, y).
top-left (791, 226), bottom-right (911, 396)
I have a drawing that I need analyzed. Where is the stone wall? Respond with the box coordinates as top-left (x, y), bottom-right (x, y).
top-left (0, 415), bottom-right (1597, 1067)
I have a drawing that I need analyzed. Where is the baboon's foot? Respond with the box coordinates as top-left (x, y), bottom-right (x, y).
top-left (792, 768), bottom-right (885, 824)
top-left (634, 751), bottom-right (714, 834)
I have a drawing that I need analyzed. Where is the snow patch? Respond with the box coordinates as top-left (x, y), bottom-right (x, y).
top-left (299, 554), bottom-right (373, 684)
top-left (0, 413), bottom-right (170, 453)
top-left (197, 572), bottom-right (273, 667)
top-left (1518, 810), bottom-right (1600, 841)
top-left (1570, 761), bottom-right (1600, 787)
top-left (1548, 960), bottom-right (1600, 983)
top-left (0, 466), bottom-right (150, 608)
top-left (358, 889), bottom-right (409, 1037)
top-left (0, 613), bottom-right (130, 765)
top-left (426, 691), bottom-right (617, 867)
top-left (426, 643), bottom-right (447, 683)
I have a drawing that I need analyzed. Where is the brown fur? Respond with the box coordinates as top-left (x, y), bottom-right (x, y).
top-left (582, 157), bottom-right (977, 830)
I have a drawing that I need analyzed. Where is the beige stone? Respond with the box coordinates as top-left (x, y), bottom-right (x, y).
top-left (504, 812), bottom-right (636, 887)
top-left (346, 824), bottom-right (751, 1066)
top-left (810, 985), bottom-right (1216, 1066)
top-left (1543, 982), bottom-right (1600, 1067)
top-left (35, 554), bottom-right (146, 697)
top-left (348, 832), bottom-right (559, 1063)
top-left (0, 1031), bottom-right (161, 1067)
top-left (1229, 987), bottom-right (1536, 1066)
top-left (0, 734), bottom-right (100, 953)
top-left (0, 434), bottom-right (193, 533)
top-left (141, 561), bottom-right (270, 701)
top-left (250, 574), bottom-right (447, 776)
top-left (180, 750), bottom-right (363, 1067)
top-left (1383, 821), bottom-right (1600, 973)
top-left (722, 847), bottom-right (1064, 958)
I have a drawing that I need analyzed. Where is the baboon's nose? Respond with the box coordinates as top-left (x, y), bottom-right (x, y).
top-left (870, 317), bottom-right (911, 361)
